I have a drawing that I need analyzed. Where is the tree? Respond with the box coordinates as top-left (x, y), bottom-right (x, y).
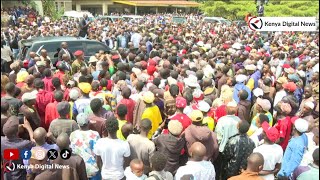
top-left (42, 0), bottom-right (64, 20)
top-left (201, 0), bottom-right (319, 20)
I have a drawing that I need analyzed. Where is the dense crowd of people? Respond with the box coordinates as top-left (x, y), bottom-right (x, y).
top-left (1, 8), bottom-right (319, 180)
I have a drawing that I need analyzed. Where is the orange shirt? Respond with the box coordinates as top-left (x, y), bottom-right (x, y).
top-left (228, 171), bottom-right (264, 180)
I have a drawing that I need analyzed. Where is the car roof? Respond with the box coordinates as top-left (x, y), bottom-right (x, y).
top-left (21, 36), bottom-right (90, 46)
top-left (204, 17), bottom-right (225, 19)
top-left (122, 15), bottom-right (143, 18)
top-left (99, 15), bottom-right (122, 18)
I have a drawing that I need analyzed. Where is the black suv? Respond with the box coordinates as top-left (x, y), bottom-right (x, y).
top-left (20, 36), bottom-right (110, 65)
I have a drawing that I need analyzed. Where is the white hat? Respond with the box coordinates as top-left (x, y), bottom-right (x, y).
top-left (192, 89), bottom-right (203, 98)
top-left (69, 88), bottom-right (80, 100)
top-left (227, 100), bottom-right (238, 108)
top-left (184, 75), bottom-right (199, 88)
top-left (167, 77), bottom-right (177, 86)
top-left (191, 51), bottom-right (200, 57)
top-left (88, 56), bottom-right (98, 63)
top-left (204, 44), bottom-right (212, 50)
top-left (253, 88), bottom-right (264, 97)
top-left (189, 62), bottom-right (197, 69)
top-left (297, 70), bottom-right (306, 78)
top-left (236, 74), bottom-right (247, 83)
top-left (132, 67), bottom-right (142, 76)
top-left (22, 92), bottom-right (36, 103)
top-left (245, 64), bottom-right (257, 71)
top-left (304, 101), bottom-right (315, 110)
top-left (203, 65), bottom-right (214, 79)
top-left (294, 118), bottom-right (309, 133)
top-left (232, 42), bottom-right (242, 50)
top-left (197, 41), bottom-right (204, 47)
top-left (197, 101), bottom-right (210, 112)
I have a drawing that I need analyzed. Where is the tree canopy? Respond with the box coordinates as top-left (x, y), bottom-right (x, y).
top-left (200, 0), bottom-right (319, 20)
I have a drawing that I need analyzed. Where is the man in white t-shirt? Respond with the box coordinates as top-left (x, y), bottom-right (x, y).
top-left (175, 142), bottom-right (216, 180)
top-left (253, 122), bottom-right (283, 180)
top-left (94, 116), bottom-right (130, 180)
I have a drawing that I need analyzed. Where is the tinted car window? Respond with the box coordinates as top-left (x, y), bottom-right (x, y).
top-left (84, 41), bottom-right (109, 56)
top-left (66, 41), bottom-right (84, 54)
top-left (204, 19), bottom-right (219, 23)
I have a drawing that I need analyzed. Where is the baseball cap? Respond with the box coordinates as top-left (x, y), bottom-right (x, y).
top-left (197, 101), bottom-right (210, 112)
top-left (262, 122), bottom-right (279, 143)
top-left (189, 110), bottom-right (203, 122)
top-left (276, 77), bottom-right (288, 84)
top-left (176, 96), bottom-right (187, 108)
top-left (143, 91), bottom-right (155, 104)
top-left (283, 82), bottom-right (297, 92)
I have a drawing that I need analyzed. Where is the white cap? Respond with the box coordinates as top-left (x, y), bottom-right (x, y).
top-left (236, 74), bottom-right (247, 83)
top-left (227, 100), bottom-right (238, 108)
top-left (253, 88), bottom-right (264, 97)
top-left (294, 118), bottom-right (309, 133)
top-left (304, 101), bottom-right (315, 110)
top-left (245, 64), bottom-right (257, 71)
top-left (22, 92), bottom-right (36, 103)
top-left (167, 77), bottom-right (177, 86)
top-left (197, 101), bottom-right (210, 112)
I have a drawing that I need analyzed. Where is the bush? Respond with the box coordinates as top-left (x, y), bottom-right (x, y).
top-left (201, 0), bottom-right (319, 20)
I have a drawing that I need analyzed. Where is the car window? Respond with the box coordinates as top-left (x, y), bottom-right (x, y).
top-left (31, 42), bottom-right (59, 59)
top-left (22, 46), bottom-right (30, 60)
top-left (67, 41), bottom-right (84, 54)
top-left (204, 19), bottom-right (219, 23)
top-left (172, 17), bottom-right (187, 24)
top-left (84, 41), bottom-right (108, 56)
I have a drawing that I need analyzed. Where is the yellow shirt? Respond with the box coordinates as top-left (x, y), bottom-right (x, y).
top-left (141, 105), bottom-right (163, 139)
top-left (203, 117), bottom-right (215, 131)
top-left (246, 78), bottom-right (255, 91)
top-left (117, 119), bottom-right (127, 140)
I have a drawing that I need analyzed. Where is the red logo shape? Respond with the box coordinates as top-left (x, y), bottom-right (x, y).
top-left (4, 149), bottom-right (19, 160)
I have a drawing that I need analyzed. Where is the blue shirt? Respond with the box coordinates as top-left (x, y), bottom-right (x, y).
top-left (250, 70), bottom-right (262, 89)
top-left (294, 88), bottom-right (303, 105)
top-left (278, 133), bottom-right (308, 177)
top-left (233, 83), bottom-right (252, 103)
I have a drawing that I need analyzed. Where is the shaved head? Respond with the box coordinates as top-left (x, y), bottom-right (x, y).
top-left (203, 78), bottom-right (212, 87)
top-left (33, 127), bottom-right (47, 145)
top-left (121, 123), bottom-right (133, 139)
top-left (56, 133), bottom-right (70, 150)
top-left (247, 152), bottom-right (264, 172)
top-left (190, 142), bottom-right (206, 161)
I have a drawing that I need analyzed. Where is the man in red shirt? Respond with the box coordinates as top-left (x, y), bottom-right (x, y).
top-left (53, 61), bottom-right (66, 85)
top-left (42, 68), bottom-right (54, 92)
top-left (34, 78), bottom-right (54, 127)
top-left (44, 91), bottom-right (64, 130)
top-left (169, 96), bottom-right (192, 132)
top-left (118, 87), bottom-right (135, 124)
top-left (274, 102), bottom-right (297, 151)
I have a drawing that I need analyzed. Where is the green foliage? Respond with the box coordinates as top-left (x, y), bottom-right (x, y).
top-left (42, 0), bottom-right (64, 20)
top-left (21, 0), bottom-right (37, 10)
top-left (201, 0), bottom-right (319, 20)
